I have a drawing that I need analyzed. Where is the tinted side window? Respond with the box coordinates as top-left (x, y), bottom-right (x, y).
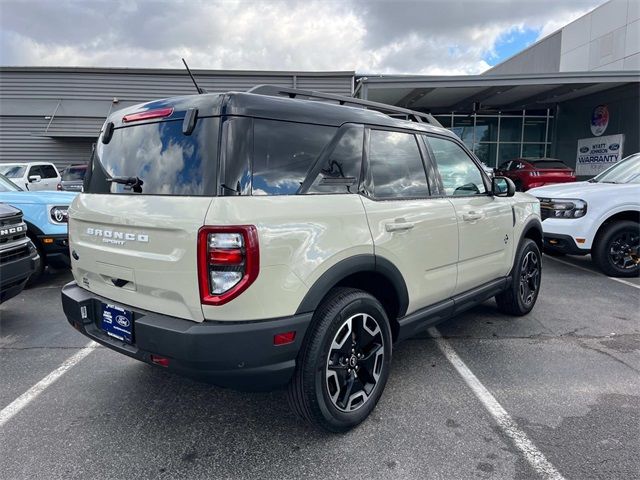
top-left (41, 165), bottom-right (58, 178)
top-left (28, 165), bottom-right (43, 178)
top-left (308, 126), bottom-right (363, 194)
top-left (252, 119), bottom-right (336, 195)
top-left (427, 136), bottom-right (487, 196)
top-left (368, 130), bottom-right (429, 199)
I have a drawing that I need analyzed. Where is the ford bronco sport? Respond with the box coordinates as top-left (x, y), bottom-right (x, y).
top-left (61, 86), bottom-right (542, 432)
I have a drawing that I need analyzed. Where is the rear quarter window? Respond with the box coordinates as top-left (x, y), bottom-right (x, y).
top-left (367, 129), bottom-right (429, 199)
top-left (252, 119), bottom-right (336, 195)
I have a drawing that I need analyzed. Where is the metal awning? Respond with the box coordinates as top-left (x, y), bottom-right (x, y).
top-left (355, 71), bottom-right (640, 113)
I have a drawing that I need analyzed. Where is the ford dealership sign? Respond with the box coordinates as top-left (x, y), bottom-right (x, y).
top-left (576, 134), bottom-right (624, 176)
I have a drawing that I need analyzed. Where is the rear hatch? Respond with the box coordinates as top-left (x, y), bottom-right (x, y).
top-left (531, 160), bottom-right (575, 179)
top-left (70, 102), bottom-right (221, 322)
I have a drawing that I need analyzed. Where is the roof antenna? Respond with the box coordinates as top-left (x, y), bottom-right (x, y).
top-left (182, 58), bottom-right (207, 94)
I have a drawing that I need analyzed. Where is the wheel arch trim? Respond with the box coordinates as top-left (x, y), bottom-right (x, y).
top-left (294, 254), bottom-right (409, 318)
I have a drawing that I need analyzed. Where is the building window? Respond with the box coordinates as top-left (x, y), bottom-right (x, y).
top-left (436, 110), bottom-right (553, 167)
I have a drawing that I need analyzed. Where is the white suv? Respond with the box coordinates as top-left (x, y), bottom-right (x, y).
top-left (61, 86), bottom-right (543, 431)
top-left (529, 153), bottom-right (640, 277)
top-left (0, 162), bottom-right (61, 191)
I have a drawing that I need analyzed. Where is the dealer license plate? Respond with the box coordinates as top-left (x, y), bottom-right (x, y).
top-left (101, 304), bottom-right (134, 344)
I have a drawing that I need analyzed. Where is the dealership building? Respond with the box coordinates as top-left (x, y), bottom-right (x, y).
top-left (0, 0), bottom-right (638, 174)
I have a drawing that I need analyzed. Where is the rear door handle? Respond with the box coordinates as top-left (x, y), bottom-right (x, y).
top-left (462, 211), bottom-right (483, 222)
top-left (385, 221), bottom-right (415, 232)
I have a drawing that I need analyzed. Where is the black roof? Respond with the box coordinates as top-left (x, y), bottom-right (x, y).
top-left (109, 86), bottom-right (454, 138)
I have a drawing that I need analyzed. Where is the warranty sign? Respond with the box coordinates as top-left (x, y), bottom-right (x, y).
top-left (575, 134), bottom-right (624, 176)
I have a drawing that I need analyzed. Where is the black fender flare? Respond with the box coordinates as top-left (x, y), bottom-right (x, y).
top-left (294, 254), bottom-right (409, 318)
top-left (24, 220), bottom-right (45, 237)
top-left (509, 216), bottom-right (543, 277)
top-left (521, 216), bottom-right (543, 250)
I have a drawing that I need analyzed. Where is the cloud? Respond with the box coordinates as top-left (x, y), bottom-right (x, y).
top-left (0, 0), bottom-right (605, 74)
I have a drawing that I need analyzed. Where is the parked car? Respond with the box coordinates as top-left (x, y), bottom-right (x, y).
top-left (0, 174), bottom-right (76, 283)
top-left (0, 162), bottom-right (61, 191)
top-left (496, 158), bottom-right (576, 191)
top-left (58, 164), bottom-right (87, 192)
top-left (0, 203), bottom-right (40, 303)
top-left (61, 85), bottom-right (542, 432)
top-left (529, 153), bottom-right (639, 277)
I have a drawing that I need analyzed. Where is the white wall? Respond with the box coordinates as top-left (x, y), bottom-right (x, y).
top-left (560, 0), bottom-right (640, 72)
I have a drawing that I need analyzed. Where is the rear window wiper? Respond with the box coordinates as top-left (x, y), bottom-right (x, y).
top-left (107, 175), bottom-right (144, 193)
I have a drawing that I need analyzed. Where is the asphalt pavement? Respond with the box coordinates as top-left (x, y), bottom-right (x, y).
top-left (0, 257), bottom-right (638, 480)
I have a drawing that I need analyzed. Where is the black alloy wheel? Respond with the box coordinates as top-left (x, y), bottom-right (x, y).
top-left (593, 221), bottom-right (640, 277)
top-left (495, 238), bottom-right (542, 316)
top-left (608, 230), bottom-right (639, 271)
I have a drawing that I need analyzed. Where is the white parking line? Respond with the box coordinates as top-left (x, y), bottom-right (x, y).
top-left (544, 254), bottom-right (640, 290)
top-left (428, 327), bottom-right (566, 480)
top-left (0, 341), bottom-right (97, 427)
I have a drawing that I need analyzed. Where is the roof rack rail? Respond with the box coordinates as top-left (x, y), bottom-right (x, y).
top-left (247, 84), bottom-right (442, 127)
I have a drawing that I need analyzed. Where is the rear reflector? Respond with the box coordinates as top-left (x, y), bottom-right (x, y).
top-left (150, 355), bottom-right (170, 367)
top-left (209, 248), bottom-right (243, 265)
top-left (122, 107), bottom-right (174, 123)
top-left (274, 331), bottom-right (296, 346)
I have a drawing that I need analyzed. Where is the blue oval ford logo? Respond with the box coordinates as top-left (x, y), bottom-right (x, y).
top-left (115, 315), bottom-right (130, 328)
top-left (579, 146), bottom-right (589, 153)
top-left (609, 143), bottom-right (620, 151)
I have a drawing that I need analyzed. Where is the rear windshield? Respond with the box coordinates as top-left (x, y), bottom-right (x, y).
top-left (62, 167), bottom-right (87, 181)
top-left (531, 160), bottom-right (569, 169)
top-left (85, 117), bottom-right (219, 196)
top-left (2, 165), bottom-right (26, 178)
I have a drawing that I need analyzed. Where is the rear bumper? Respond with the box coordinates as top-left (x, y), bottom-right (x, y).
top-left (38, 234), bottom-right (70, 268)
top-left (61, 282), bottom-right (313, 391)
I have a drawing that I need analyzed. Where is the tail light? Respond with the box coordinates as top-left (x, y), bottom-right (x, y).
top-left (197, 226), bottom-right (259, 306)
top-left (529, 171), bottom-right (540, 177)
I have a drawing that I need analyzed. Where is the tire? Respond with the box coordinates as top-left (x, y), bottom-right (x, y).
top-left (496, 238), bottom-right (542, 316)
top-left (287, 288), bottom-right (392, 432)
top-left (25, 238), bottom-right (45, 287)
top-left (592, 221), bottom-right (640, 278)
top-left (514, 180), bottom-right (523, 192)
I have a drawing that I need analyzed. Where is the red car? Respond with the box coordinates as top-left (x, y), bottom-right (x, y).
top-left (496, 158), bottom-right (576, 191)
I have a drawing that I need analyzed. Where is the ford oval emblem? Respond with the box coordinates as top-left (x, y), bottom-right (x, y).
top-left (609, 143), bottom-right (620, 151)
top-left (579, 146), bottom-right (589, 153)
top-left (115, 315), bottom-right (130, 328)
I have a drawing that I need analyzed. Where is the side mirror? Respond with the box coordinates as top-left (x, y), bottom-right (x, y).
top-left (28, 175), bottom-right (42, 183)
top-left (492, 176), bottom-right (515, 197)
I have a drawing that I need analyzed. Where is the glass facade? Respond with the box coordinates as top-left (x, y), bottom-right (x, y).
top-left (433, 110), bottom-right (553, 168)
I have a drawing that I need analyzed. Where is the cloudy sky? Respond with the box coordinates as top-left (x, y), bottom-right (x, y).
top-left (0, 0), bottom-right (604, 74)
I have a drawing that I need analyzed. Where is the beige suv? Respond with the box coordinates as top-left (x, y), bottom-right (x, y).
top-left (61, 86), bottom-right (542, 432)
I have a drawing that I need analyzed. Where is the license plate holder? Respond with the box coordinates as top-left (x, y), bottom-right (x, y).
top-left (101, 304), bottom-right (134, 344)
